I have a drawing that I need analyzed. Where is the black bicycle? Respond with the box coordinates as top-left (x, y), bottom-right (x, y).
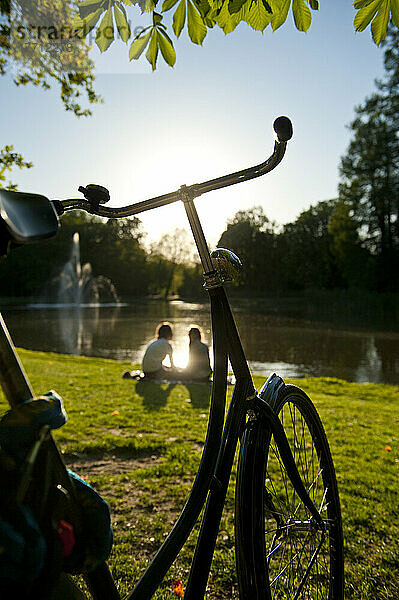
top-left (0, 116), bottom-right (344, 599)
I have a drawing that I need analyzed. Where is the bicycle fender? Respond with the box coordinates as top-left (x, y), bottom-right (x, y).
top-left (258, 373), bottom-right (285, 411)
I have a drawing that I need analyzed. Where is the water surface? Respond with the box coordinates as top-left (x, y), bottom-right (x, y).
top-left (3, 298), bottom-right (399, 385)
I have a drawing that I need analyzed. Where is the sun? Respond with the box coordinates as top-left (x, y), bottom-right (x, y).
top-left (105, 125), bottom-right (254, 245)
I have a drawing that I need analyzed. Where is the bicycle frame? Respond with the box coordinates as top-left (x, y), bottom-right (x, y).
top-left (0, 117), bottom-right (327, 599)
top-left (126, 187), bottom-right (324, 600)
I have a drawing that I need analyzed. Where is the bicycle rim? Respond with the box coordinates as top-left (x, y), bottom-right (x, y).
top-left (264, 385), bottom-right (343, 600)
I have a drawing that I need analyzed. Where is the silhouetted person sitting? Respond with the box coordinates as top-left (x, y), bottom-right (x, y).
top-left (141, 322), bottom-right (179, 380)
top-left (184, 327), bottom-right (212, 382)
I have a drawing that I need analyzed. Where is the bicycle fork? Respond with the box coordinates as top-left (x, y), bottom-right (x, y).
top-left (255, 375), bottom-right (325, 530)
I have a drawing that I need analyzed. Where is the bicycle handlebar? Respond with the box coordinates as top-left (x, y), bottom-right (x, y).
top-left (56, 117), bottom-right (293, 219)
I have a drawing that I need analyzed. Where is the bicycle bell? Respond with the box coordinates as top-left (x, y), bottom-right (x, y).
top-left (210, 248), bottom-right (243, 283)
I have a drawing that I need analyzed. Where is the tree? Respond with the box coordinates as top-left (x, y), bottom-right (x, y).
top-left (148, 228), bottom-right (194, 297)
top-left (278, 199), bottom-right (338, 290)
top-left (0, 144), bottom-right (33, 189)
top-left (73, 0), bottom-right (399, 71)
top-left (328, 199), bottom-right (373, 288)
top-left (179, 262), bottom-right (205, 298)
top-left (1, 0), bottom-right (101, 116)
top-left (217, 206), bottom-right (278, 294)
top-left (217, 201), bottom-right (375, 294)
top-left (338, 26), bottom-right (399, 290)
top-left (0, 211), bottom-right (149, 299)
top-left (378, 24), bottom-right (399, 252)
top-left (0, 0), bottom-right (102, 189)
top-left (77, 215), bottom-right (149, 297)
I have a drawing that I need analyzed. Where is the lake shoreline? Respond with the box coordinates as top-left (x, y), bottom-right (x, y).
top-left (2, 288), bottom-right (399, 330)
top-left (2, 296), bottom-right (399, 384)
top-left (9, 346), bottom-right (399, 389)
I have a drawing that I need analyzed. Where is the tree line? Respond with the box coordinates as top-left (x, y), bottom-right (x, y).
top-left (0, 188), bottom-right (397, 303)
top-left (0, 209), bottom-right (204, 301)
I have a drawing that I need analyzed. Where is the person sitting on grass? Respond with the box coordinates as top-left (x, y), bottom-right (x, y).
top-left (141, 321), bottom-right (178, 380)
top-left (184, 326), bottom-right (212, 382)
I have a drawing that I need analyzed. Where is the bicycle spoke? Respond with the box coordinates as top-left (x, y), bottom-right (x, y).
top-left (270, 530), bottom-right (312, 592)
top-left (291, 468), bottom-right (324, 520)
top-left (272, 530), bottom-right (288, 599)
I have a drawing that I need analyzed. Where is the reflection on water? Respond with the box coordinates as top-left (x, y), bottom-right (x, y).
top-left (2, 298), bottom-right (399, 385)
top-left (56, 305), bottom-right (121, 356)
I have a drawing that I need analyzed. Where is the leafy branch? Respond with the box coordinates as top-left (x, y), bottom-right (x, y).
top-left (74, 0), bottom-right (398, 70)
top-left (1, 1), bottom-right (102, 117)
top-left (129, 12), bottom-right (176, 69)
top-left (0, 145), bottom-right (33, 191)
top-left (353, 0), bottom-right (399, 45)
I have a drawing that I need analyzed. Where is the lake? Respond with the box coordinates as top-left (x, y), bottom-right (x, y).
top-left (2, 297), bottom-right (399, 385)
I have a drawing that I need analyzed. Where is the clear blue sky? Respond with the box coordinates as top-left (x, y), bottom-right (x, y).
top-left (0, 2), bottom-right (385, 246)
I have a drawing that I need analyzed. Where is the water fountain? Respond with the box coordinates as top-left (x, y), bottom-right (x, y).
top-left (25, 233), bottom-right (122, 355)
top-left (56, 232), bottom-right (121, 353)
top-left (57, 232), bottom-right (119, 306)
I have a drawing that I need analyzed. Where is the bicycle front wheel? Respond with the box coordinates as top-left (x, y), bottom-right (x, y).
top-left (236, 384), bottom-right (344, 600)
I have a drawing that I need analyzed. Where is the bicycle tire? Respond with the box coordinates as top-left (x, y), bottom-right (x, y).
top-left (235, 384), bottom-right (344, 600)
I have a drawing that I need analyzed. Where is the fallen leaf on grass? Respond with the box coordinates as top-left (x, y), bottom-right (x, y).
top-left (171, 580), bottom-right (184, 597)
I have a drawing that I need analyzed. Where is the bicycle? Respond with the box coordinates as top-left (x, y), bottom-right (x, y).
top-left (0, 116), bottom-right (344, 599)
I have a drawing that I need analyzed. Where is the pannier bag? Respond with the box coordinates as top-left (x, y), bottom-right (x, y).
top-left (0, 392), bottom-right (113, 596)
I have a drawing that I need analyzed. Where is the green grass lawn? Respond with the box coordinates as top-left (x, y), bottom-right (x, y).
top-left (0, 349), bottom-right (398, 599)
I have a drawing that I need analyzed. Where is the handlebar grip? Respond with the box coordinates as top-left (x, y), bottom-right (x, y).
top-left (273, 117), bottom-right (293, 142)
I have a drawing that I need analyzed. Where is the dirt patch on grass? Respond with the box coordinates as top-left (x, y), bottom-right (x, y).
top-left (63, 452), bottom-right (185, 555)
top-left (64, 452), bottom-right (161, 476)
top-left (63, 449), bottom-right (195, 526)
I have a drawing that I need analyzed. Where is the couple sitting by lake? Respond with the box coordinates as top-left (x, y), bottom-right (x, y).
top-left (124, 321), bottom-right (212, 382)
